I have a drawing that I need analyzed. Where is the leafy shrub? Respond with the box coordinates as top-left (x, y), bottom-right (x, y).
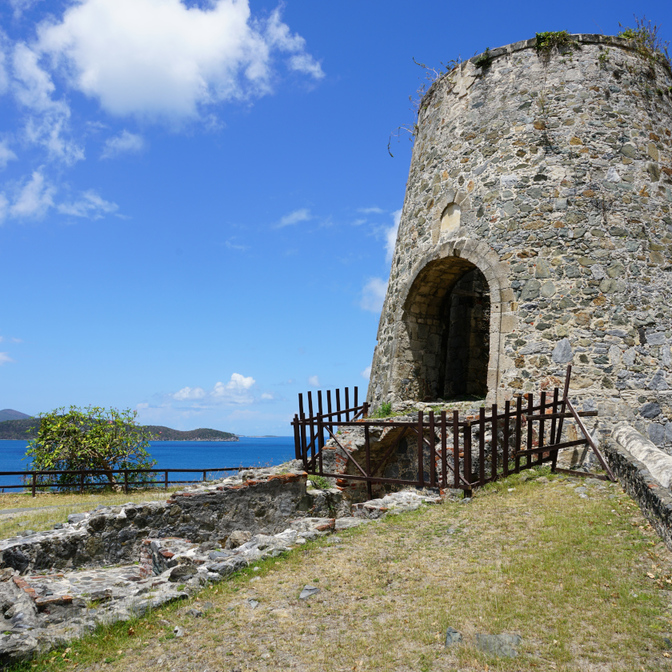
top-left (308, 475), bottom-right (331, 490)
top-left (619, 16), bottom-right (670, 67)
top-left (370, 402), bottom-right (393, 418)
top-left (26, 406), bottom-right (156, 491)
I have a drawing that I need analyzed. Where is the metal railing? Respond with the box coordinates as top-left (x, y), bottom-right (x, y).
top-left (0, 467), bottom-right (254, 497)
top-left (292, 366), bottom-right (615, 498)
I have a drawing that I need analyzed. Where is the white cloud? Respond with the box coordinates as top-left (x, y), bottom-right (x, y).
top-left (101, 130), bottom-right (145, 159)
top-left (288, 53), bottom-right (324, 79)
top-left (0, 40), bottom-right (8, 96)
top-left (57, 189), bottom-right (118, 219)
top-left (24, 113), bottom-right (84, 165)
top-left (361, 366), bottom-right (371, 380)
top-left (308, 375), bottom-right (319, 387)
top-left (225, 238), bottom-right (249, 252)
top-left (224, 372), bottom-right (255, 391)
top-left (167, 374), bottom-right (258, 409)
top-left (265, 8), bottom-right (323, 78)
top-left (12, 43), bottom-right (83, 164)
top-left (210, 373), bottom-right (256, 404)
top-left (277, 207), bottom-right (311, 228)
top-left (36, 0), bottom-right (323, 120)
top-left (9, 0), bottom-right (44, 19)
top-left (0, 142), bottom-right (17, 170)
top-left (211, 382), bottom-right (228, 397)
top-left (261, 392), bottom-right (274, 400)
top-left (11, 43), bottom-right (55, 112)
top-left (360, 277), bottom-right (387, 313)
top-left (173, 386), bottom-right (206, 401)
top-left (0, 194), bottom-right (8, 223)
top-left (10, 170), bottom-right (55, 219)
top-left (386, 209), bottom-right (402, 262)
top-left (358, 206), bottom-right (384, 215)
top-left (0, 353), bottom-right (14, 365)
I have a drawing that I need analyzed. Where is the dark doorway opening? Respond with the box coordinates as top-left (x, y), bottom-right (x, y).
top-left (401, 259), bottom-right (491, 401)
top-left (437, 267), bottom-right (490, 399)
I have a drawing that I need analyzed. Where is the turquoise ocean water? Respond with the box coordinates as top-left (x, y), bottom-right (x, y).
top-left (0, 437), bottom-right (296, 489)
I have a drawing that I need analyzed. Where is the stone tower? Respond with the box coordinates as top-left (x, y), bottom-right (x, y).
top-left (367, 34), bottom-right (672, 448)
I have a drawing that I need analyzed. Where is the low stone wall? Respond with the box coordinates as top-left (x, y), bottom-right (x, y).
top-left (0, 464), bottom-right (312, 575)
top-left (605, 424), bottom-right (672, 551)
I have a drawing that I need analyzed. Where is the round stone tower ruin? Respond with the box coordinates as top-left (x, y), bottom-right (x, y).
top-left (367, 34), bottom-right (672, 449)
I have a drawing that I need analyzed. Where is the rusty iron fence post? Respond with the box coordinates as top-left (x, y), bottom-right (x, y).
top-left (364, 423), bottom-right (372, 499)
top-left (440, 411), bottom-right (447, 489)
top-left (317, 415), bottom-right (325, 476)
top-left (526, 393), bottom-right (534, 470)
top-left (550, 387), bottom-right (559, 444)
top-left (453, 410), bottom-right (460, 490)
top-left (515, 396), bottom-right (522, 473)
top-left (478, 407), bottom-right (486, 486)
top-left (428, 411), bottom-right (436, 488)
top-left (502, 400), bottom-right (510, 478)
top-left (292, 415), bottom-right (301, 460)
top-left (538, 391), bottom-right (547, 466)
top-left (463, 421), bottom-right (472, 496)
top-left (417, 411), bottom-right (425, 488)
top-left (491, 403), bottom-right (498, 482)
top-left (298, 393), bottom-right (308, 470)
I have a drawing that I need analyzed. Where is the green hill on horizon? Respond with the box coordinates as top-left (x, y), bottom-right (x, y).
top-left (0, 409), bottom-right (32, 422)
top-left (0, 419), bottom-right (238, 442)
top-left (0, 418), bottom-right (39, 440)
top-left (144, 426), bottom-right (238, 441)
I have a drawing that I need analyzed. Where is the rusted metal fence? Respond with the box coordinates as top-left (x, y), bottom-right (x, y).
top-left (0, 467), bottom-right (254, 497)
top-left (292, 366), bottom-right (615, 498)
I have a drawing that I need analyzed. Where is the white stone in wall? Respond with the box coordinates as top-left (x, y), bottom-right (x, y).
top-left (613, 422), bottom-right (672, 488)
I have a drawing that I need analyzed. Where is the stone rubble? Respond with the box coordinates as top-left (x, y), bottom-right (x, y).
top-left (351, 490), bottom-right (443, 519)
top-left (0, 466), bottom-right (442, 665)
top-left (444, 627), bottom-right (523, 658)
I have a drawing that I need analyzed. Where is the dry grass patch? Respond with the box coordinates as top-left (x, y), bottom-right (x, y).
top-left (8, 469), bottom-right (672, 671)
top-left (0, 489), bottom-right (179, 539)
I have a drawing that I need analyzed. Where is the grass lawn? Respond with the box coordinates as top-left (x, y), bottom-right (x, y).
top-left (0, 489), bottom-right (179, 540)
top-left (6, 468), bottom-right (672, 671)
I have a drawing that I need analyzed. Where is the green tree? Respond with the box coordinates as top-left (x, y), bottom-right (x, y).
top-left (26, 406), bottom-right (156, 491)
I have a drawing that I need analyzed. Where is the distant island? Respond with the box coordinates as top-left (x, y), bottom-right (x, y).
top-left (0, 409), bottom-right (238, 442)
top-left (143, 426), bottom-right (238, 442)
top-left (0, 409), bottom-right (31, 422)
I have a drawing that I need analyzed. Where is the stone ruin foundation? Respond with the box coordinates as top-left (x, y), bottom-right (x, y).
top-left (0, 463), bottom-right (441, 664)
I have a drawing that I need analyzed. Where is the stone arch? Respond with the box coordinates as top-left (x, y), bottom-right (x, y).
top-left (389, 239), bottom-right (513, 403)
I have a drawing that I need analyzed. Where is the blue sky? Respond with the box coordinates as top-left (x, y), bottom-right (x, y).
top-left (1, 0), bottom-right (671, 436)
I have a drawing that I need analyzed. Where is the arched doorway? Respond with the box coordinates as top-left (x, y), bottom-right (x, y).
top-left (400, 258), bottom-right (491, 401)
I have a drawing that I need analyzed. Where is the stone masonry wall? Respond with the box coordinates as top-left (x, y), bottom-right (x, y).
top-left (0, 469), bottom-right (309, 575)
top-left (368, 34), bottom-right (672, 451)
top-left (605, 428), bottom-right (672, 550)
